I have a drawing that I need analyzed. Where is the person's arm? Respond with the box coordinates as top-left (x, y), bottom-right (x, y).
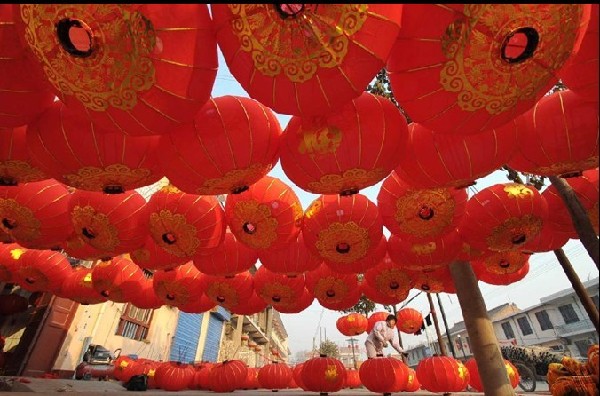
top-left (373, 321), bottom-right (386, 342)
top-left (390, 331), bottom-right (404, 354)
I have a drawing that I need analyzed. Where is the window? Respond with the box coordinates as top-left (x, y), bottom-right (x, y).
top-left (535, 310), bottom-right (554, 331)
top-left (592, 295), bottom-right (599, 311)
top-left (501, 322), bottom-right (515, 339)
top-left (116, 303), bottom-right (153, 341)
top-left (517, 317), bottom-right (533, 336)
top-left (574, 339), bottom-right (592, 357)
top-left (558, 304), bottom-right (579, 324)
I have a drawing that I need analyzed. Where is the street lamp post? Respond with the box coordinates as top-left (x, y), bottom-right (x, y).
top-left (346, 337), bottom-right (358, 369)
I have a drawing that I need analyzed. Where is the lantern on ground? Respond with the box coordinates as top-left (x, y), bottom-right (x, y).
top-left (154, 361), bottom-right (195, 392)
top-left (258, 362), bottom-right (293, 391)
top-left (208, 359), bottom-right (248, 393)
top-left (301, 354), bottom-right (346, 394)
top-left (416, 356), bottom-right (469, 393)
top-left (465, 358), bottom-right (519, 391)
top-left (359, 355), bottom-right (408, 393)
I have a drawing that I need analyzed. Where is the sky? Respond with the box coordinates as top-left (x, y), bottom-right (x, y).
top-left (208, 49), bottom-right (598, 360)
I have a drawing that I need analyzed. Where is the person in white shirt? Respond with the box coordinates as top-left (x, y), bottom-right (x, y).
top-left (365, 314), bottom-right (406, 358)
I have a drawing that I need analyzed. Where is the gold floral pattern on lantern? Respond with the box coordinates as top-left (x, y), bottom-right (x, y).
top-left (411, 241), bottom-right (438, 255)
top-left (486, 215), bottom-right (543, 252)
top-left (199, 163), bottom-right (271, 195)
top-left (206, 282), bottom-right (239, 307)
top-left (534, 157), bottom-right (599, 177)
top-left (394, 189), bottom-right (456, 238)
top-left (439, 4), bottom-right (582, 114)
top-left (129, 246), bottom-right (149, 263)
top-left (0, 199), bottom-right (41, 242)
top-left (20, 4), bottom-right (156, 111)
top-left (504, 183), bottom-right (535, 199)
top-left (0, 161), bottom-right (46, 185)
top-left (259, 283), bottom-right (295, 305)
top-left (229, 4), bottom-right (368, 83)
top-left (63, 164), bottom-right (154, 192)
top-left (71, 205), bottom-right (120, 252)
top-left (156, 281), bottom-right (190, 304)
top-left (483, 250), bottom-right (528, 274)
top-left (149, 210), bottom-right (200, 257)
top-left (297, 126), bottom-right (343, 156)
top-left (304, 199), bottom-right (323, 220)
top-left (307, 168), bottom-right (388, 195)
top-left (324, 365), bottom-right (339, 381)
top-left (315, 221), bottom-right (369, 263)
top-left (314, 277), bottom-right (348, 303)
top-left (232, 200), bottom-right (278, 249)
top-left (375, 269), bottom-right (411, 298)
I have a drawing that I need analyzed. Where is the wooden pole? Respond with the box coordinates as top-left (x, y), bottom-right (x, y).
top-left (554, 248), bottom-right (600, 333)
top-left (449, 261), bottom-right (515, 396)
top-left (549, 175), bottom-right (599, 269)
top-left (427, 293), bottom-right (447, 356)
top-left (436, 293), bottom-right (457, 359)
top-left (392, 305), bottom-right (407, 364)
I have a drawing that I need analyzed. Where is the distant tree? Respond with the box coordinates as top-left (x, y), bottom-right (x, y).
top-left (366, 68), bottom-right (412, 123)
top-left (318, 339), bottom-right (340, 359)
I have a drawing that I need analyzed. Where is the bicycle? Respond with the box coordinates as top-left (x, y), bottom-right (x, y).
top-left (513, 360), bottom-right (537, 392)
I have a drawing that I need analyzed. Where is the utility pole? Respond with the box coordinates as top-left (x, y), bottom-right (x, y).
top-left (436, 293), bottom-right (457, 358)
top-left (346, 337), bottom-right (358, 369)
top-left (427, 293), bottom-right (447, 356)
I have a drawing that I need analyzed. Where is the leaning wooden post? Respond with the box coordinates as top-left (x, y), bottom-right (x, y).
top-left (449, 261), bottom-right (515, 396)
top-left (427, 293), bottom-right (448, 356)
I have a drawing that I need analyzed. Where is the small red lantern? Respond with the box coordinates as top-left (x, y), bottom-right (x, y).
top-left (305, 264), bottom-right (361, 310)
top-left (0, 243), bottom-right (27, 282)
top-left (258, 232), bottom-right (321, 277)
top-left (272, 288), bottom-right (315, 314)
top-left (365, 256), bottom-right (413, 301)
top-left (258, 362), bottom-right (293, 391)
top-left (203, 271), bottom-right (254, 310)
top-left (0, 293), bottom-right (29, 315)
top-left (473, 261), bottom-right (530, 286)
top-left (208, 359), bottom-right (248, 393)
top-left (147, 185), bottom-right (225, 259)
top-left (301, 354), bottom-right (346, 394)
top-left (152, 261), bottom-right (206, 307)
top-left (378, 171), bottom-right (468, 240)
top-left (0, 126), bottom-right (47, 186)
top-left (367, 312), bottom-right (391, 334)
top-left (359, 355), bottom-right (408, 393)
top-left (336, 313), bottom-right (368, 337)
top-left (154, 361), bottom-right (195, 392)
top-left (130, 237), bottom-right (187, 271)
top-left (225, 176), bottom-right (303, 251)
top-left (18, 4), bottom-right (218, 136)
top-left (16, 249), bottom-right (72, 294)
top-left (396, 308), bottom-right (424, 334)
top-left (345, 368), bottom-right (361, 389)
top-left (91, 256), bottom-right (146, 303)
top-left (58, 267), bottom-right (107, 305)
top-left (465, 358), bottom-right (519, 391)
top-left (194, 231), bottom-right (257, 277)
top-left (280, 92), bottom-right (408, 195)
top-left (388, 230), bottom-right (462, 271)
top-left (458, 183), bottom-right (548, 252)
top-left (416, 356), bottom-right (469, 393)
top-left (160, 95), bottom-right (281, 195)
top-left (253, 265), bottom-right (305, 307)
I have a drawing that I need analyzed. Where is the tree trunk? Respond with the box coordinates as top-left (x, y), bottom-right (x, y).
top-left (427, 293), bottom-right (447, 356)
top-left (549, 175), bottom-right (599, 269)
top-left (449, 261), bottom-right (515, 396)
top-left (554, 248), bottom-right (600, 333)
top-left (392, 305), bottom-right (407, 364)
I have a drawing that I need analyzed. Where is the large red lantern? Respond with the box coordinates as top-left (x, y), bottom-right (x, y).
top-left (0, 126), bottom-right (47, 186)
top-left (387, 230), bottom-right (462, 271)
top-left (69, 189), bottom-right (148, 256)
top-left (258, 232), bottom-right (321, 277)
top-left (336, 313), bottom-right (368, 337)
top-left (302, 194), bottom-right (383, 266)
top-left (62, 234), bottom-right (107, 261)
top-left (271, 288), bottom-right (315, 314)
top-left (16, 249), bottom-right (72, 293)
top-left (394, 123), bottom-right (516, 189)
top-left (253, 265), bottom-right (305, 307)
top-left (203, 271), bottom-right (254, 310)
top-left (522, 223), bottom-right (570, 254)
top-left (127, 281), bottom-right (163, 310)
top-left (228, 292), bottom-right (268, 316)
top-left (364, 257), bottom-right (413, 302)
top-left (465, 358), bottom-right (519, 391)
top-left (159, 96), bottom-right (281, 195)
top-left (208, 359), bottom-right (248, 393)
top-left (0, 179), bottom-right (73, 249)
top-left (474, 250), bottom-right (529, 276)
top-left (367, 312), bottom-right (391, 334)
top-left (293, 364), bottom-right (308, 392)
top-left (361, 280), bottom-right (408, 306)
top-left (416, 356), bottom-right (469, 393)
top-left (26, 102), bottom-right (162, 193)
top-left (408, 266), bottom-right (455, 294)
top-left (212, 5), bottom-right (403, 116)
top-left (225, 176), bottom-right (303, 251)
top-left (387, 4), bottom-right (591, 134)
top-left (177, 293), bottom-right (216, 314)
top-left (473, 261), bottom-right (530, 286)
top-left (152, 261), bottom-right (205, 307)
top-left (396, 308), bottom-right (424, 334)
top-left (378, 171), bottom-right (467, 239)
top-left (306, 264), bottom-right (361, 310)
top-left (91, 256), bottom-right (146, 303)
top-left (345, 369), bottom-right (361, 389)
top-left (130, 237), bottom-right (187, 271)
top-left (508, 90), bottom-right (598, 177)
top-left (0, 243), bottom-right (26, 282)
top-left (301, 355), bottom-right (346, 394)
top-left (280, 92), bottom-right (408, 195)
top-left (406, 368), bottom-right (421, 392)
top-left (0, 5), bottom-right (54, 128)
top-left (147, 186), bottom-right (225, 259)
top-left (359, 356), bottom-right (408, 394)
top-left (243, 367), bottom-right (260, 390)
top-left (324, 235), bottom-right (387, 275)
top-left (58, 267), bottom-right (107, 305)
top-left (154, 361), bottom-right (195, 392)
top-left (458, 183), bottom-right (548, 252)
top-left (18, 4), bottom-right (217, 136)
top-left (257, 362), bottom-right (293, 391)
top-left (194, 231), bottom-right (257, 277)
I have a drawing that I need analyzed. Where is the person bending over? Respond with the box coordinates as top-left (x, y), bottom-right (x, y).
top-left (365, 314), bottom-right (406, 358)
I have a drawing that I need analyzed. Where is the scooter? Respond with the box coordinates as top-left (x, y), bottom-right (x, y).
top-left (74, 345), bottom-right (121, 380)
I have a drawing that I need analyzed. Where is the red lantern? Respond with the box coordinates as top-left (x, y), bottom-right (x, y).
top-left (473, 261), bottom-right (530, 286)
top-left (192, 364), bottom-right (213, 390)
top-left (359, 356), bottom-right (408, 393)
top-left (396, 308), bottom-right (424, 334)
top-left (253, 265), bottom-right (305, 307)
top-left (465, 358), bottom-right (519, 391)
top-left (243, 367), bottom-right (260, 390)
top-left (16, 249), bottom-right (72, 293)
top-left (336, 313), bottom-right (368, 337)
top-left (26, 102), bottom-right (162, 193)
top-left (258, 232), bottom-right (321, 277)
top-left (280, 92), bottom-right (408, 195)
top-left (302, 194), bottom-right (383, 265)
top-left (394, 123), bottom-right (517, 189)
top-left (387, 4), bottom-right (591, 134)
top-left (130, 237), bottom-right (187, 271)
top-left (212, 5), bottom-right (403, 116)
top-left (127, 281), bottom-right (163, 310)
top-left (203, 271), bottom-right (254, 310)
top-left (361, 280), bottom-right (408, 306)
top-left (0, 243), bottom-right (26, 282)
top-left (0, 179), bottom-right (73, 249)
top-left (458, 183), bottom-right (548, 252)
top-left (258, 362), bottom-right (293, 391)
top-left (160, 95), bottom-right (281, 195)
top-left (367, 312), bottom-right (391, 334)
top-left (0, 293), bottom-right (29, 315)
top-left (225, 176), bottom-right (303, 251)
top-left (120, 358), bottom-right (157, 385)
top-left (345, 368), bottom-right (361, 389)
top-left (301, 354), bottom-right (346, 394)
top-left (305, 264), bottom-right (361, 311)
top-left (194, 231), bottom-right (257, 277)
top-left (475, 250), bottom-right (529, 276)
top-left (208, 359), bottom-right (248, 393)
top-left (560, 4), bottom-right (599, 103)
top-left (62, 234), bottom-right (107, 262)
top-left (457, 241), bottom-right (491, 263)
top-left (0, 5), bottom-right (54, 128)
top-left (272, 288), bottom-right (315, 314)
top-left (378, 171), bottom-right (468, 239)
top-left (0, 126), bottom-right (47, 186)
top-left (228, 292), bottom-right (268, 316)
top-left (152, 261), bottom-right (205, 307)
top-left (147, 186), bottom-right (225, 259)
top-left (416, 356), bottom-right (469, 393)
top-left (177, 293), bottom-right (216, 314)
top-left (388, 230), bottom-right (462, 271)
top-left (408, 266), bottom-right (455, 294)
top-left (58, 267), bottom-right (107, 305)
top-left (293, 364), bottom-right (309, 391)
top-left (91, 256), bottom-right (146, 303)
top-left (508, 90), bottom-right (599, 177)
top-left (406, 368), bottom-right (421, 392)
top-left (69, 189), bottom-right (148, 256)
top-left (18, 4), bottom-right (217, 136)
top-left (522, 223), bottom-right (570, 254)
top-left (365, 256), bottom-right (413, 301)
top-left (154, 361), bottom-right (195, 392)
top-left (112, 356), bottom-right (136, 382)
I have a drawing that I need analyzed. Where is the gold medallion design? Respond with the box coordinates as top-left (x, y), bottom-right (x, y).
top-left (199, 163), bottom-right (270, 195)
top-left (504, 183), bottom-right (534, 199)
top-left (314, 278), bottom-right (348, 303)
top-left (315, 221), bottom-right (369, 263)
top-left (260, 283), bottom-right (295, 305)
top-left (533, 157), bottom-right (599, 177)
top-left (0, 161), bottom-right (46, 184)
top-left (232, 200), bottom-right (278, 249)
top-left (229, 4), bottom-right (368, 83)
top-left (207, 283), bottom-right (239, 307)
top-left (20, 4), bottom-right (156, 111)
top-left (64, 164), bottom-right (154, 192)
top-left (0, 198), bottom-right (41, 242)
top-left (307, 168), bottom-right (388, 194)
top-left (484, 250), bottom-right (527, 274)
top-left (156, 280), bottom-right (190, 305)
top-left (486, 214), bottom-right (543, 251)
top-left (440, 5), bottom-right (583, 114)
top-left (149, 210), bottom-right (199, 257)
top-left (394, 189), bottom-right (456, 238)
top-left (375, 269), bottom-right (410, 297)
top-left (130, 247), bottom-right (150, 263)
top-left (71, 205), bottom-right (120, 252)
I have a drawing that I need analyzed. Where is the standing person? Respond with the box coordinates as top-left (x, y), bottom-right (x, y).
top-left (365, 314), bottom-right (407, 359)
